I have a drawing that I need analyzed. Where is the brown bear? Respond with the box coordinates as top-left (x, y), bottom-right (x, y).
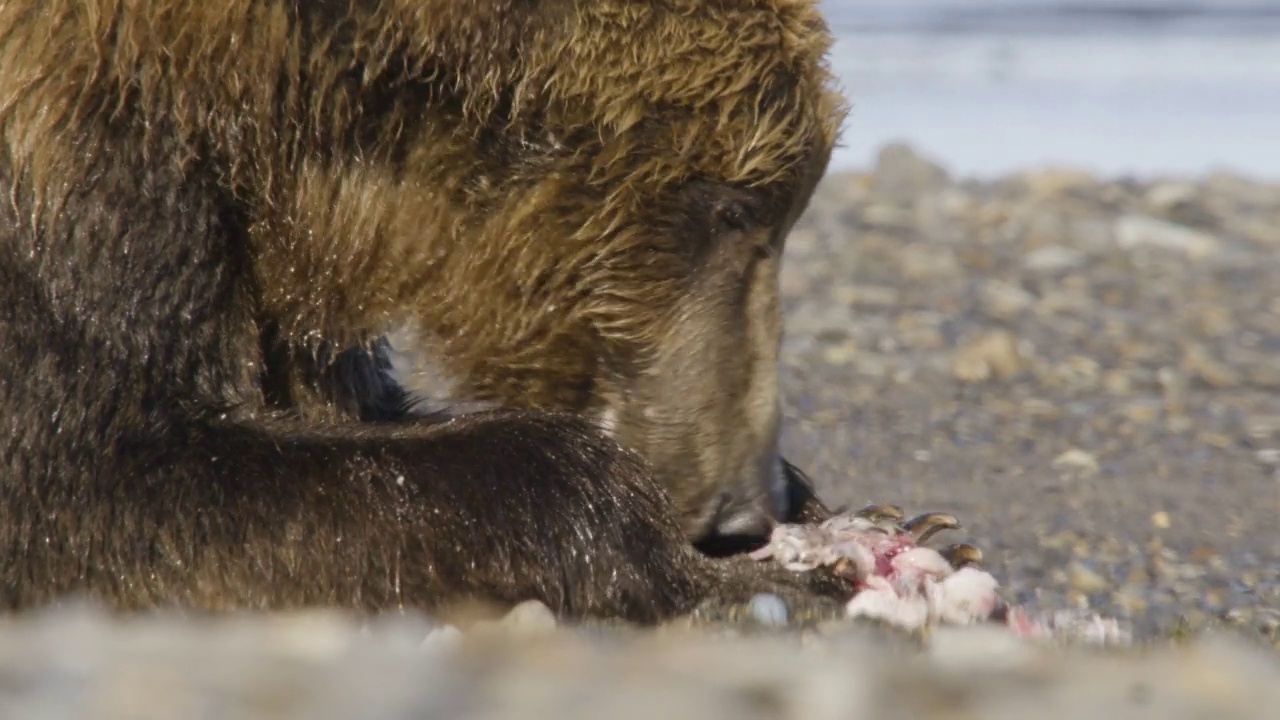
top-left (0, 0), bottom-right (851, 623)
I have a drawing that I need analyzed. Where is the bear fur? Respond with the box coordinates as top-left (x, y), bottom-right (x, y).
top-left (0, 0), bottom-right (848, 622)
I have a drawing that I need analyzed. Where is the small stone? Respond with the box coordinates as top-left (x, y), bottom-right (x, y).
top-left (1018, 167), bottom-right (1098, 199)
top-left (1255, 448), bottom-right (1280, 466)
top-left (1023, 244), bottom-right (1086, 274)
top-left (1122, 401), bottom-right (1160, 425)
top-left (1204, 170), bottom-right (1276, 206)
top-left (1115, 214), bottom-right (1220, 257)
top-left (980, 279), bottom-right (1036, 318)
top-left (1069, 216), bottom-right (1115, 251)
top-left (1231, 217), bottom-right (1280, 246)
top-left (1052, 448), bottom-right (1099, 476)
top-left (899, 244), bottom-right (962, 280)
top-left (748, 593), bottom-right (790, 628)
top-left (953, 329), bottom-right (1026, 383)
top-left (834, 284), bottom-right (899, 308)
top-left (1052, 355), bottom-right (1102, 391)
top-left (871, 142), bottom-right (951, 201)
top-left (1104, 370), bottom-right (1134, 396)
top-left (499, 599), bottom-right (558, 636)
top-left (1258, 609), bottom-right (1280, 635)
top-left (1244, 414), bottom-right (1280, 439)
top-left (1022, 397), bottom-right (1062, 420)
top-left (822, 344), bottom-right (856, 366)
top-left (928, 624), bottom-right (1037, 674)
top-left (1145, 181), bottom-right (1198, 210)
top-left (419, 624), bottom-right (463, 653)
top-left (1151, 511), bottom-right (1172, 529)
top-left (861, 203), bottom-right (914, 229)
top-left (1182, 344), bottom-right (1239, 388)
top-left (259, 610), bottom-right (356, 661)
top-left (1112, 586), bottom-right (1149, 616)
top-left (1067, 562), bottom-right (1110, 594)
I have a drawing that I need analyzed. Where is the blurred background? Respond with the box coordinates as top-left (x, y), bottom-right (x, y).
top-left (771, 1), bottom-right (1280, 641)
top-left (819, 0), bottom-right (1280, 179)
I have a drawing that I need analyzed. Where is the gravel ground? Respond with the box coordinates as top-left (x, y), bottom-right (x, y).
top-left (780, 144), bottom-right (1280, 644)
top-left (1, 602), bottom-right (1277, 720)
top-left (2, 144), bottom-right (1277, 717)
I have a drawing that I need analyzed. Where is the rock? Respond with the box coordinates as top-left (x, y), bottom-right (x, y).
top-left (1254, 448), bottom-right (1280, 466)
top-left (499, 600), bottom-right (559, 636)
top-left (821, 343), bottom-right (857, 366)
top-left (1114, 214), bottom-right (1220, 257)
top-left (833, 284), bottom-right (900, 308)
top-left (861, 203), bottom-right (915, 229)
top-left (1229, 217), bottom-right (1280, 246)
top-left (952, 329), bottom-right (1026, 383)
top-left (1181, 344), bottom-right (1239, 388)
top-left (1068, 216), bottom-right (1115, 251)
top-left (1112, 586), bottom-right (1149, 616)
top-left (1052, 448), bottom-right (1100, 476)
top-left (1067, 561), bottom-right (1111, 594)
top-left (1203, 171), bottom-right (1276, 207)
top-left (1145, 181), bottom-right (1199, 211)
top-left (420, 624), bottom-right (464, 652)
top-left (927, 624), bottom-right (1038, 674)
top-left (1017, 167), bottom-right (1099, 199)
top-left (871, 143), bottom-right (951, 202)
top-left (899, 244), bottom-right (962, 280)
top-left (979, 279), bottom-right (1036, 319)
top-left (748, 594), bottom-right (790, 627)
top-left (1023, 244), bottom-right (1086, 274)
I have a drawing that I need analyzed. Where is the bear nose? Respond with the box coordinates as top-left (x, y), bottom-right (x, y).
top-left (711, 495), bottom-right (775, 540)
top-left (693, 492), bottom-right (777, 557)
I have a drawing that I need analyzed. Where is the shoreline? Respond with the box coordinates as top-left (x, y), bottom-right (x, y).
top-left (823, 30), bottom-right (1280, 181)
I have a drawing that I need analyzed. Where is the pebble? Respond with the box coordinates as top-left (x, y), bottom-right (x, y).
top-left (1017, 167), bottom-right (1099, 199)
top-left (899, 244), bottom-right (962, 280)
top-left (926, 624), bottom-right (1037, 674)
top-left (1052, 448), bottom-right (1100, 475)
top-left (748, 593), bottom-right (790, 627)
top-left (1023, 244), bottom-right (1086, 273)
top-left (980, 279), bottom-right (1036, 318)
top-left (1145, 181), bottom-right (1199, 210)
top-left (871, 143), bottom-right (951, 201)
top-left (1067, 561), bottom-right (1111, 594)
top-left (499, 599), bottom-right (559, 636)
top-left (1114, 214), bottom-right (1221, 257)
top-left (952, 329), bottom-right (1026, 382)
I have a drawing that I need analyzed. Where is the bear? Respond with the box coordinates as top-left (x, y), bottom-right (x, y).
top-left (0, 0), bottom-right (851, 623)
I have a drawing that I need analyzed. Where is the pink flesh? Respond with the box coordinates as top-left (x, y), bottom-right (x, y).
top-left (754, 513), bottom-right (1130, 645)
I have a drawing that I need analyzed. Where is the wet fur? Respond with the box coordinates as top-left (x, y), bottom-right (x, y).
top-left (0, 0), bottom-right (847, 620)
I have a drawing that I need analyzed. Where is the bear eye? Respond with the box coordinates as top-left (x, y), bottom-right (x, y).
top-left (711, 198), bottom-right (755, 235)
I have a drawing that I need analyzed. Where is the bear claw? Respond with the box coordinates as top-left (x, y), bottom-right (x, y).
top-left (900, 512), bottom-right (962, 545)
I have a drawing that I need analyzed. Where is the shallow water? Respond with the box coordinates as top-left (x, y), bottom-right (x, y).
top-left (822, 2), bottom-right (1280, 179)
